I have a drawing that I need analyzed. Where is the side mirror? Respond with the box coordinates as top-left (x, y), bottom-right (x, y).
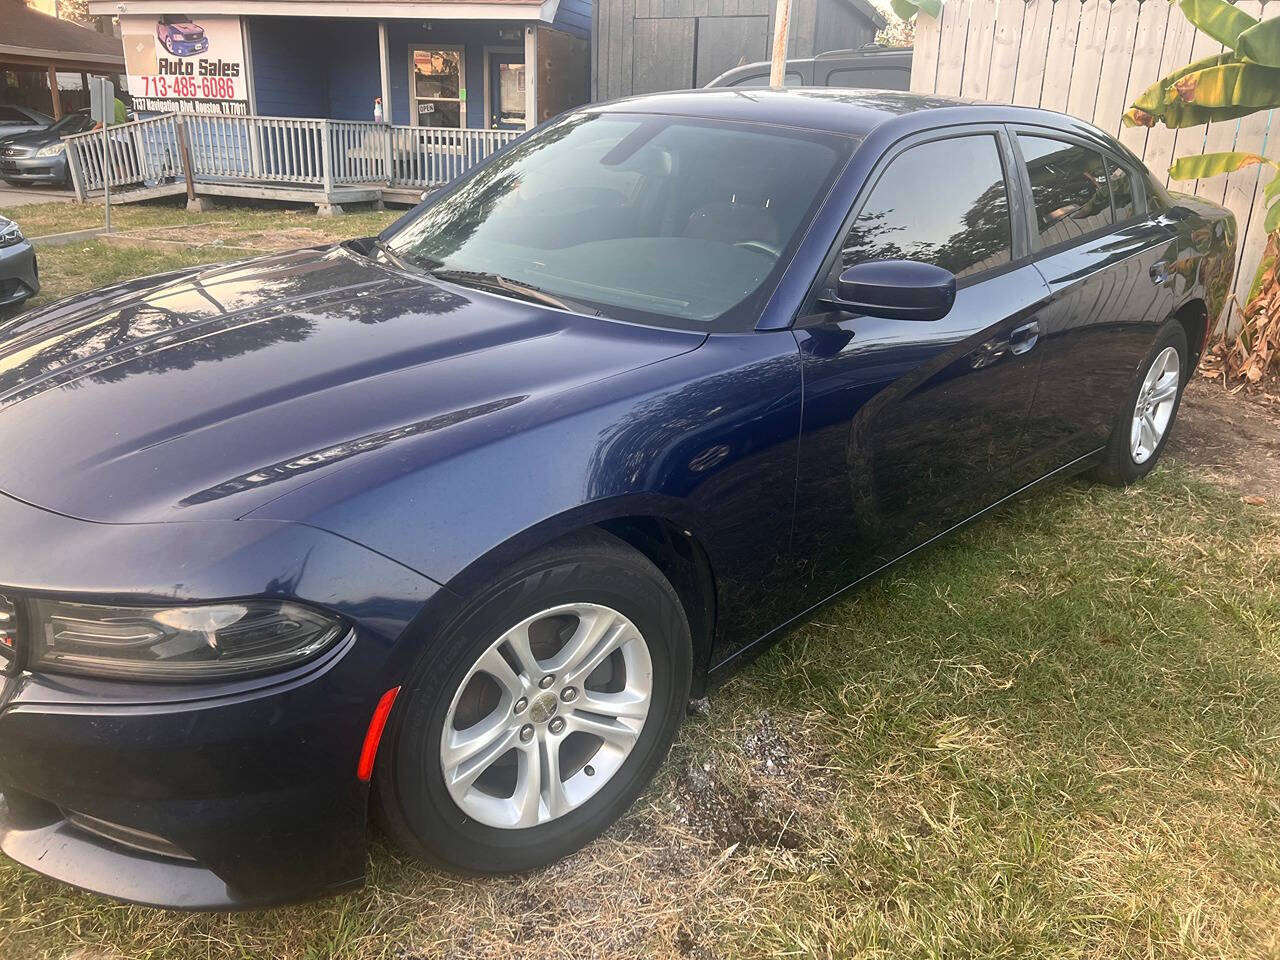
top-left (821, 259), bottom-right (957, 322)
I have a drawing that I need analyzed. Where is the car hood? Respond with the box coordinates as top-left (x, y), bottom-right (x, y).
top-left (0, 244), bottom-right (705, 523)
top-left (1, 127), bottom-right (59, 149)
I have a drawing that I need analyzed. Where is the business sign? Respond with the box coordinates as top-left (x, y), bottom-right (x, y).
top-left (120, 14), bottom-right (249, 116)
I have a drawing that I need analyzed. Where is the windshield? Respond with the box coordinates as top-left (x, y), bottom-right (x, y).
top-left (384, 112), bottom-right (853, 329)
top-left (47, 112), bottom-right (94, 135)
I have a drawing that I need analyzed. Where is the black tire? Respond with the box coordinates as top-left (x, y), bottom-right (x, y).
top-left (374, 530), bottom-right (691, 873)
top-left (1091, 319), bottom-right (1189, 486)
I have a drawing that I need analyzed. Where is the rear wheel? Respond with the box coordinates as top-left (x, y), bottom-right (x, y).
top-left (1092, 319), bottom-right (1188, 486)
top-left (374, 531), bottom-right (691, 873)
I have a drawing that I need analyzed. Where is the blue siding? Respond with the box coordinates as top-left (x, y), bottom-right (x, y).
top-left (322, 21), bottom-right (381, 120)
top-left (247, 17), bottom-right (328, 116)
top-left (248, 16), bottom-right (590, 126)
top-left (552, 0), bottom-right (592, 39)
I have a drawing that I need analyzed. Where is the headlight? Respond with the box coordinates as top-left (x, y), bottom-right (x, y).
top-left (29, 598), bottom-right (346, 681)
top-left (0, 222), bottom-right (21, 248)
top-left (35, 143), bottom-right (64, 157)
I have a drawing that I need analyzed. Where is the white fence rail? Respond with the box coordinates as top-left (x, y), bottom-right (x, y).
top-left (911, 0), bottom-right (1280, 333)
top-left (63, 113), bottom-right (523, 200)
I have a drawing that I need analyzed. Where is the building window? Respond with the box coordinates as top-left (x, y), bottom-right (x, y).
top-left (412, 47), bottom-right (464, 128)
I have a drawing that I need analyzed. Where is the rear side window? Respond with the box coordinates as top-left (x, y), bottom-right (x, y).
top-left (840, 134), bottom-right (1013, 279)
top-left (1018, 135), bottom-right (1113, 247)
top-left (823, 67), bottom-right (912, 89)
top-left (1107, 159), bottom-right (1137, 220)
top-left (730, 72), bottom-right (802, 87)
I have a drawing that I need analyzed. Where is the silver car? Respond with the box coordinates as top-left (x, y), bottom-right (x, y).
top-left (0, 105), bottom-right (53, 141)
top-left (0, 216), bottom-right (38, 314)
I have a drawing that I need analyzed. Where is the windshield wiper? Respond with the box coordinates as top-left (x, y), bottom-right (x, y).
top-left (428, 268), bottom-right (582, 314)
top-left (370, 238), bottom-right (436, 274)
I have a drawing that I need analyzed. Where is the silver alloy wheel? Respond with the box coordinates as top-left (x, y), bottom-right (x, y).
top-left (440, 603), bottom-right (653, 829)
top-left (1130, 345), bottom-right (1181, 465)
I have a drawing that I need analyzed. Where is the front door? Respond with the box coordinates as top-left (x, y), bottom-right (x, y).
top-left (790, 129), bottom-right (1051, 604)
top-left (488, 53), bottom-right (526, 130)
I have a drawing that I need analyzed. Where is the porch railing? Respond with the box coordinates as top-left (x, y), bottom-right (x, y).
top-left (62, 113), bottom-right (523, 200)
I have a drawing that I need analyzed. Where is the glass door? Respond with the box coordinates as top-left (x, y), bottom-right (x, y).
top-left (487, 52), bottom-right (526, 130)
top-left (412, 48), bottom-right (464, 128)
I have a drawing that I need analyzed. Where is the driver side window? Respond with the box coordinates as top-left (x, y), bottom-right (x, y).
top-left (840, 134), bottom-right (1013, 279)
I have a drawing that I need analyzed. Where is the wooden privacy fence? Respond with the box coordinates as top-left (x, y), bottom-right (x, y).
top-left (911, 0), bottom-right (1280, 332)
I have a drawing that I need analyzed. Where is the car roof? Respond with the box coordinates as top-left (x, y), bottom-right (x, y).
top-left (705, 46), bottom-right (913, 87)
top-left (592, 88), bottom-right (1116, 142)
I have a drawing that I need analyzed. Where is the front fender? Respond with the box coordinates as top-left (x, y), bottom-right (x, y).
top-left (250, 331), bottom-right (804, 656)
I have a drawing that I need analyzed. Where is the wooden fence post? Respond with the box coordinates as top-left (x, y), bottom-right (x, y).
top-left (175, 115), bottom-right (196, 204)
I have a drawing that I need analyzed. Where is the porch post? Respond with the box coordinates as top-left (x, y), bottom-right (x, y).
top-left (47, 65), bottom-right (62, 120)
top-left (378, 21), bottom-right (393, 125)
top-left (524, 26), bottom-right (538, 131)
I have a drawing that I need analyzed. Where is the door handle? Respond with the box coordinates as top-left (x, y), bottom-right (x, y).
top-left (1150, 260), bottom-right (1171, 285)
top-left (1009, 320), bottom-right (1040, 355)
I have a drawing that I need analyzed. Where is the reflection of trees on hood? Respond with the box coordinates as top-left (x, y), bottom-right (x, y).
top-left (0, 250), bottom-right (469, 398)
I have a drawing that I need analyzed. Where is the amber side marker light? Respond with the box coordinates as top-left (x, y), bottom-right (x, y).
top-left (357, 686), bottom-right (401, 781)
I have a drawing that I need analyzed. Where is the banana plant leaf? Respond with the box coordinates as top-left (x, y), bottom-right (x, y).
top-left (1155, 98), bottom-right (1259, 128)
top-left (1129, 52), bottom-right (1237, 115)
top-left (1174, 62), bottom-right (1280, 109)
top-left (1168, 151), bottom-right (1272, 181)
top-left (890, 0), bottom-right (941, 19)
top-left (1265, 172), bottom-right (1280, 204)
top-left (1178, 0), bottom-right (1258, 48)
top-left (1237, 18), bottom-right (1280, 67)
top-left (1266, 198), bottom-right (1280, 234)
top-left (1169, 151), bottom-right (1269, 181)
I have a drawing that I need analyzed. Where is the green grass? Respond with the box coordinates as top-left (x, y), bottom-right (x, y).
top-left (3, 198), bottom-right (401, 316)
top-left (0, 203), bottom-right (1277, 959)
top-left (3, 198), bottom-right (399, 242)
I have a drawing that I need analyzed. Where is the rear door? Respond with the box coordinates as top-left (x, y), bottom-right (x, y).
top-left (1008, 128), bottom-right (1178, 475)
top-left (790, 126), bottom-right (1052, 602)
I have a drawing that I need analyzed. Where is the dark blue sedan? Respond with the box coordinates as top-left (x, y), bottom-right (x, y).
top-left (0, 89), bottom-right (1235, 908)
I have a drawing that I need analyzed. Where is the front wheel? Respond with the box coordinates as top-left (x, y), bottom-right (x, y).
top-left (1091, 319), bottom-right (1189, 486)
top-left (374, 531), bottom-right (691, 873)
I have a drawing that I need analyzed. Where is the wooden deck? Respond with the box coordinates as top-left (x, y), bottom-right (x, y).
top-left (64, 114), bottom-right (518, 214)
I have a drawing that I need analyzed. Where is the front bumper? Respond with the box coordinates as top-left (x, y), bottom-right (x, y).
top-left (0, 635), bottom-right (368, 908)
top-left (167, 37), bottom-right (209, 56)
top-left (0, 152), bottom-right (68, 184)
top-left (0, 239), bottom-right (38, 310)
top-left (0, 491), bottom-right (444, 907)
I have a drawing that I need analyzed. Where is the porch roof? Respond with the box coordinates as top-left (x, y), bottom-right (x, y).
top-left (90, 0), bottom-right (554, 22)
top-left (0, 0), bottom-right (126, 72)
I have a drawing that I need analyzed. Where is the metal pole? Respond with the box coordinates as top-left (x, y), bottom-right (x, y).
top-left (102, 122), bottom-right (111, 233)
top-left (769, 0), bottom-right (792, 90)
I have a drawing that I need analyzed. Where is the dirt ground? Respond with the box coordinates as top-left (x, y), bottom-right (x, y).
top-left (1168, 377), bottom-right (1280, 502)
